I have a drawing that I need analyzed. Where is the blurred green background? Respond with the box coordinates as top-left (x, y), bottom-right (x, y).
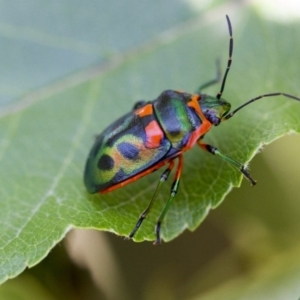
top-left (1, 0), bottom-right (300, 299)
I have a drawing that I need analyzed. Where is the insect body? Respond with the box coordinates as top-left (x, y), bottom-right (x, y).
top-left (84, 15), bottom-right (300, 244)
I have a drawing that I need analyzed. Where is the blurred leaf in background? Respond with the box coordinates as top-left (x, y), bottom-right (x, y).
top-left (1, 0), bottom-right (300, 299)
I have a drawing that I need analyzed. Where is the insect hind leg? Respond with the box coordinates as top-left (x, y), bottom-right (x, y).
top-left (154, 155), bottom-right (183, 245)
top-left (128, 160), bottom-right (175, 240)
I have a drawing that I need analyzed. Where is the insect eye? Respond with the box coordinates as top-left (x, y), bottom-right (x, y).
top-left (212, 116), bottom-right (221, 126)
top-left (203, 109), bottom-right (221, 126)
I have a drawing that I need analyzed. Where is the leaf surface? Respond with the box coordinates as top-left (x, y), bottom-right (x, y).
top-left (1, 3), bottom-right (300, 283)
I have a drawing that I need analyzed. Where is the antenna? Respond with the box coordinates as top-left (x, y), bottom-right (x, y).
top-left (216, 15), bottom-right (233, 99)
top-left (223, 92), bottom-right (300, 120)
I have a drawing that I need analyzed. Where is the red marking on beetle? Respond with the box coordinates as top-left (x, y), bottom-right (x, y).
top-left (144, 120), bottom-right (164, 149)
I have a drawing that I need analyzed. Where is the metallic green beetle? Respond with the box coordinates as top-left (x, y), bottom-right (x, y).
top-left (84, 15), bottom-right (300, 244)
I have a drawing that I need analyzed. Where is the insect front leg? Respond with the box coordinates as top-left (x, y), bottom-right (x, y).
top-left (198, 141), bottom-right (256, 186)
top-left (128, 160), bottom-right (175, 240)
top-left (154, 155), bottom-right (183, 245)
top-left (196, 59), bottom-right (221, 93)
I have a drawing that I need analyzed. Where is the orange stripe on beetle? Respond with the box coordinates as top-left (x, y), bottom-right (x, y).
top-left (134, 103), bottom-right (153, 117)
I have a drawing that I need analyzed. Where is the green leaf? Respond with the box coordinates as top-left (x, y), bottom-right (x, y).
top-left (1, 2), bottom-right (300, 283)
top-left (0, 0), bottom-right (192, 105)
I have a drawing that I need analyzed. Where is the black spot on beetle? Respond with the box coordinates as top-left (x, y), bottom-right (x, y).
top-left (117, 142), bottom-right (140, 160)
top-left (98, 154), bottom-right (114, 170)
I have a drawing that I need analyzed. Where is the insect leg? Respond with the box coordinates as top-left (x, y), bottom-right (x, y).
top-left (132, 100), bottom-right (148, 110)
top-left (198, 141), bottom-right (256, 186)
top-left (154, 155), bottom-right (183, 245)
top-left (196, 15), bottom-right (233, 95)
top-left (128, 160), bottom-right (175, 239)
top-left (196, 59), bottom-right (221, 93)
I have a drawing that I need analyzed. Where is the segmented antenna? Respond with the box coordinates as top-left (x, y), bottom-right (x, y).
top-left (224, 93), bottom-right (300, 120)
top-left (216, 15), bottom-right (233, 99)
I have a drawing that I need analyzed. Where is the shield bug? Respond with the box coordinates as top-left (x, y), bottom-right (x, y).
top-left (84, 15), bottom-right (300, 244)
